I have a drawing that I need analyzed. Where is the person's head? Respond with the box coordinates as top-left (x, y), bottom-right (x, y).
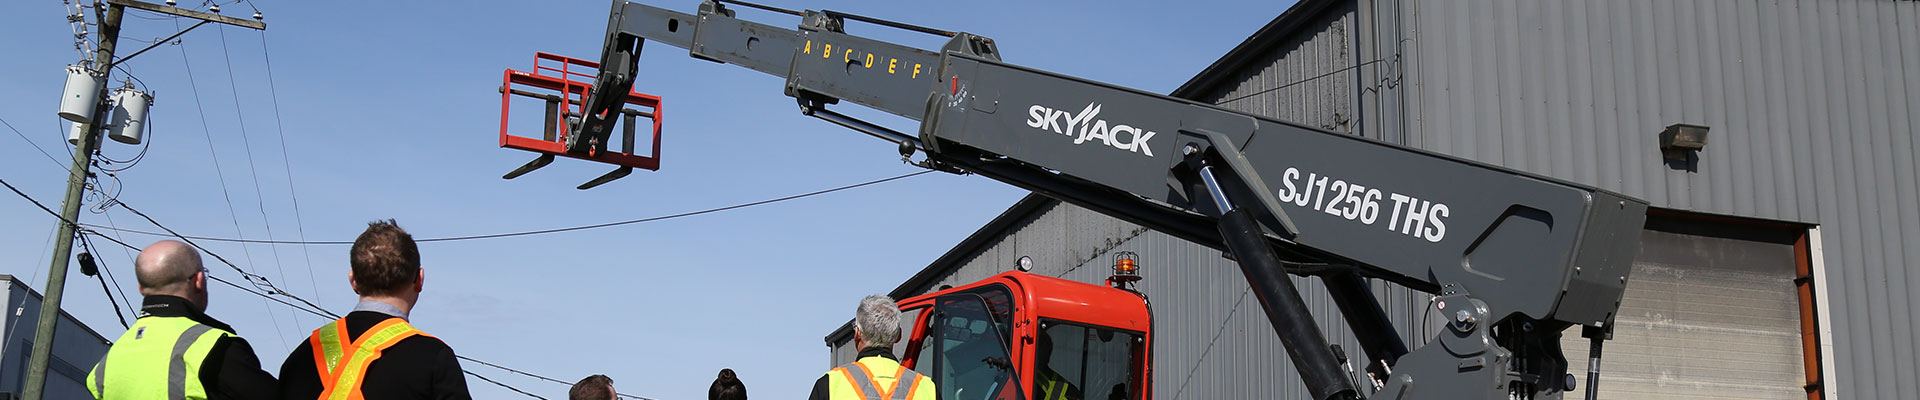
top-left (852, 294), bottom-right (901, 352)
top-left (1035, 330), bottom-right (1054, 367)
top-left (709, 369), bottom-right (746, 400)
top-left (349, 219), bottom-right (423, 304)
top-left (134, 240), bottom-right (208, 310)
top-left (569, 374), bottom-right (615, 400)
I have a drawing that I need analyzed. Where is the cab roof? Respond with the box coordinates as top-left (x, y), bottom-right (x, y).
top-left (900, 271), bottom-right (1151, 334)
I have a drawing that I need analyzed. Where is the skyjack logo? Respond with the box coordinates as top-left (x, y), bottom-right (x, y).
top-left (1024, 103), bottom-right (1158, 157)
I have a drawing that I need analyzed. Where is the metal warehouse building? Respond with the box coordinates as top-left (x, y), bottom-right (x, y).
top-left (1, 275), bottom-right (111, 399)
top-left (829, 0), bottom-right (1919, 399)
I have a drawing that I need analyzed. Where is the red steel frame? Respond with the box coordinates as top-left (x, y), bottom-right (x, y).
top-left (896, 271), bottom-right (1153, 400)
top-left (498, 52), bottom-right (663, 170)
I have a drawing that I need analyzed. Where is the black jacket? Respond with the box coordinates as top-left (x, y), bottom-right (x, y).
top-left (134, 295), bottom-right (279, 400)
top-left (276, 311), bottom-right (471, 400)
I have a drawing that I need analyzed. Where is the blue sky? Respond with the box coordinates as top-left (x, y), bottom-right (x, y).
top-left (0, 1), bottom-right (1289, 398)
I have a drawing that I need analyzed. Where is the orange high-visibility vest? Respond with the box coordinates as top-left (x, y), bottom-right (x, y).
top-left (307, 317), bottom-right (430, 400)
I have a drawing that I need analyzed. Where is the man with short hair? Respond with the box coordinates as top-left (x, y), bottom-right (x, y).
top-left (569, 374), bottom-right (615, 400)
top-left (808, 295), bottom-right (935, 400)
top-left (278, 219), bottom-right (471, 399)
top-left (87, 240), bottom-right (277, 399)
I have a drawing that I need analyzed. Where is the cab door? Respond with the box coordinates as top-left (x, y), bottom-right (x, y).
top-left (902, 284), bottom-right (1026, 400)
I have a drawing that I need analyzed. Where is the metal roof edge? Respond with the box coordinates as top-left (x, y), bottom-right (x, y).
top-left (886, 193), bottom-right (1057, 299)
top-left (823, 193), bottom-right (1060, 346)
top-left (1169, 0), bottom-right (1345, 100)
top-left (3, 274), bottom-right (114, 345)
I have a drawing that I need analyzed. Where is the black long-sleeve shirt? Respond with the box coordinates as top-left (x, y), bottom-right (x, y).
top-left (136, 295), bottom-right (279, 400)
top-left (276, 311), bottom-right (471, 400)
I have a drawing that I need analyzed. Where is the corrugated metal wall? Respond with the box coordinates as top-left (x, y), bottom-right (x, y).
top-left (836, 1), bottom-right (1918, 398)
top-left (1201, 2), bottom-right (1362, 135)
top-left (1404, 0), bottom-right (1920, 397)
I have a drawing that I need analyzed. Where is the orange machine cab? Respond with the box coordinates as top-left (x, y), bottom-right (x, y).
top-left (894, 271), bottom-right (1153, 400)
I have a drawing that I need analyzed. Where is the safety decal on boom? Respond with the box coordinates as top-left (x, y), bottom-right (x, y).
top-left (1275, 167), bottom-right (1449, 243)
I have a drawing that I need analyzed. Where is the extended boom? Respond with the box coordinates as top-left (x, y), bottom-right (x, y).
top-left (560, 2), bottom-right (1650, 399)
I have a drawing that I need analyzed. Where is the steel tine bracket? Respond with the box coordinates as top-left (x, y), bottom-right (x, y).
top-left (578, 166), bottom-right (633, 190)
top-left (572, 111), bottom-right (644, 190)
top-left (503, 154), bottom-right (556, 180)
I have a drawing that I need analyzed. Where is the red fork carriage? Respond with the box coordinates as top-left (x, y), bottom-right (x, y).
top-left (497, 52), bottom-right (662, 189)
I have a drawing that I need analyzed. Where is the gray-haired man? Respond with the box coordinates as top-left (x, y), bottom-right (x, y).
top-left (809, 295), bottom-right (935, 400)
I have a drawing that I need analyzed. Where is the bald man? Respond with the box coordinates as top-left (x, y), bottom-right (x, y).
top-left (87, 240), bottom-right (277, 400)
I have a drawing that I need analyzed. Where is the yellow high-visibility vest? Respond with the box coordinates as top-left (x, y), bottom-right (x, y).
top-left (86, 316), bottom-right (232, 400)
top-left (825, 356), bottom-right (935, 400)
top-left (1035, 369), bottom-right (1080, 400)
top-left (306, 317), bottom-right (430, 400)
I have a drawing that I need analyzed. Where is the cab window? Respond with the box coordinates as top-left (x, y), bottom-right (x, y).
top-left (1035, 321), bottom-right (1144, 400)
top-left (931, 285), bottom-right (1022, 400)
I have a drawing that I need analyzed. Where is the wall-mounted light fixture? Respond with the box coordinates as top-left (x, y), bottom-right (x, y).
top-left (1660, 123), bottom-right (1709, 161)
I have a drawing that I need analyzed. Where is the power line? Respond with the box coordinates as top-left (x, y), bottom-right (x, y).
top-left (77, 235), bottom-right (131, 328)
top-left (78, 229), bottom-right (335, 322)
top-left (458, 355), bottom-right (653, 400)
top-left (87, 225), bottom-right (590, 400)
top-left (94, 211), bottom-right (142, 316)
top-left (465, 371), bottom-right (551, 400)
top-left (215, 24), bottom-right (298, 334)
top-left (0, 115), bottom-right (69, 169)
top-left (254, 28), bottom-right (325, 306)
top-left (116, 200), bottom-right (333, 317)
top-left (6, 179), bottom-right (566, 400)
top-left (85, 170), bottom-right (938, 245)
top-left (173, 18), bottom-right (291, 345)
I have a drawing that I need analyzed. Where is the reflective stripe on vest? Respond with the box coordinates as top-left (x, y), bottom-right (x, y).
top-left (87, 316), bottom-right (229, 400)
top-left (308, 317), bottom-right (429, 400)
top-left (830, 359), bottom-right (926, 400)
top-left (1037, 369), bottom-right (1070, 400)
top-left (309, 319), bottom-right (349, 383)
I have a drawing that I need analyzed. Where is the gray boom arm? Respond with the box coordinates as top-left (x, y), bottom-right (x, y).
top-left (580, 2), bottom-right (1648, 399)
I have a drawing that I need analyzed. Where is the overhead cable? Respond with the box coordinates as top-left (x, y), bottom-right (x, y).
top-left (172, 19), bottom-right (292, 343)
top-left (86, 170), bottom-right (938, 245)
top-left (255, 27), bottom-right (326, 305)
top-left (5, 177), bottom-right (639, 400)
top-left (0, 115), bottom-right (69, 169)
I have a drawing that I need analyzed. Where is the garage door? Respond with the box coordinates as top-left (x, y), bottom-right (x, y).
top-left (1561, 218), bottom-right (1808, 399)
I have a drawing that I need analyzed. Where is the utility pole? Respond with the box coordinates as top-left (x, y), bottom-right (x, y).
top-left (20, 2), bottom-right (261, 399)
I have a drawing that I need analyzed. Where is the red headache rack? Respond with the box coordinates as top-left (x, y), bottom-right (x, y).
top-left (497, 52), bottom-right (663, 189)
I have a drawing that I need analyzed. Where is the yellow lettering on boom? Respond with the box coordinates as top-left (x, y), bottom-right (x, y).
top-left (888, 58), bottom-right (898, 74)
top-left (804, 40), bottom-right (812, 54)
top-left (822, 44), bottom-right (832, 58)
top-left (864, 53), bottom-right (874, 68)
top-left (912, 64), bottom-right (922, 79)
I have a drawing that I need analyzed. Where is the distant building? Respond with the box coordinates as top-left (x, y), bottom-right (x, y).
top-left (1, 274), bottom-right (113, 399)
top-left (829, 0), bottom-right (1918, 399)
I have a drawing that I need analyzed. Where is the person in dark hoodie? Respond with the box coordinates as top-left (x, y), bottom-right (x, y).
top-left (711, 369), bottom-right (746, 400)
